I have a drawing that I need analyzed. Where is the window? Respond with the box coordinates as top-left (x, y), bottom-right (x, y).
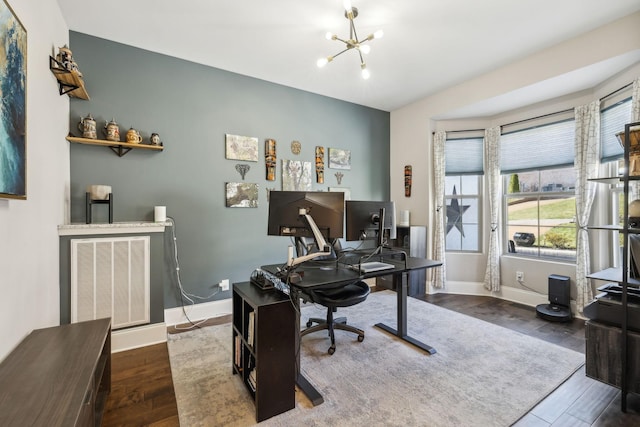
top-left (444, 136), bottom-right (483, 252)
top-left (503, 168), bottom-right (576, 260)
top-left (501, 116), bottom-right (576, 261)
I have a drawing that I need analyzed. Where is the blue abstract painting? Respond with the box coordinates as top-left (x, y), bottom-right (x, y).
top-left (0, 1), bottom-right (26, 199)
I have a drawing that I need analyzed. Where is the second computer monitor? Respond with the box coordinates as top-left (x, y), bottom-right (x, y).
top-left (345, 200), bottom-right (396, 245)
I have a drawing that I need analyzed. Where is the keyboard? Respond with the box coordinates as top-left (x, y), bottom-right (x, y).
top-left (350, 261), bottom-right (395, 273)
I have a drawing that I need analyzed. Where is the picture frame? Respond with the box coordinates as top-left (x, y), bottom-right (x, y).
top-left (0, 0), bottom-right (27, 199)
top-left (225, 182), bottom-right (259, 208)
top-left (329, 147), bottom-right (351, 170)
top-left (328, 187), bottom-right (351, 201)
top-left (282, 159), bottom-right (312, 191)
top-left (225, 134), bottom-right (259, 162)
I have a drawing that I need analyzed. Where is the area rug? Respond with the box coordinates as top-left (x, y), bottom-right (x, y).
top-left (167, 291), bottom-right (584, 426)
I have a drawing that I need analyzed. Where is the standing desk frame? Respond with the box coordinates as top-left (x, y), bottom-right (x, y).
top-left (262, 256), bottom-right (442, 406)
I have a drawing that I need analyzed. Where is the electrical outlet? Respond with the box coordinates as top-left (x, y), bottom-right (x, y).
top-left (516, 271), bottom-right (524, 282)
top-left (220, 279), bottom-right (230, 291)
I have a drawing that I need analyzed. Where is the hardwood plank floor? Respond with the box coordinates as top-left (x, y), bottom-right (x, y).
top-left (103, 294), bottom-right (640, 426)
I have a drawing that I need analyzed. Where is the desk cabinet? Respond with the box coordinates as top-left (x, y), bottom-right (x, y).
top-left (585, 320), bottom-right (640, 393)
top-left (377, 225), bottom-right (427, 296)
top-left (0, 318), bottom-right (111, 427)
top-left (232, 282), bottom-right (295, 422)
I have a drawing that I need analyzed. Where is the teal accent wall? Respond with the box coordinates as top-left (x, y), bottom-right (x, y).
top-left (68, 32), bottom-right (390, 309)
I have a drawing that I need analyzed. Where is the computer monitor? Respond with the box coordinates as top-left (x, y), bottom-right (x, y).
top-left (345, 200), bottom-right (397, 247)
top-left (268, 191), bottom-right (344, 267)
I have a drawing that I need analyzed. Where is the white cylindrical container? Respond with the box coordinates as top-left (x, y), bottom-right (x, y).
top-left (399, 210), bottom-right (410, 226)
top-left (154, 206), bottom-right (167, 222)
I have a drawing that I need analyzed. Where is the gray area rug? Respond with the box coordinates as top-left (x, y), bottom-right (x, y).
top-left (167, 291), bottom-right (584, 426)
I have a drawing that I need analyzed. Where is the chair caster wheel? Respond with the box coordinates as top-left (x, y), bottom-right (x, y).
top-left (357, 335), bottom-right (364, 342)
top-left (328, 345), bottom-right (336, 355)
top-left (306, 321), bottom-right (312, 327)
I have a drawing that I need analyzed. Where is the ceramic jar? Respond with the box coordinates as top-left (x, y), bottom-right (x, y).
top-left (103, 119), bottom-right (120, 142)
top-left (78, 114), bottom-right (97, 139)
top-left (150, 133), bottom-right (162, 146)
top-left (126, 128), bottom-right (143, 144)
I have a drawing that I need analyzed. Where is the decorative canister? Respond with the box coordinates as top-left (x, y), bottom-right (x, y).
top-left (77, 114), bottom-right (97, 139)
top-left (126, 128), bottom-right (143, 144)
top-left (103, 119), bottom-right (120, 142)
top-left (150, 133), bottom-right (162, 146)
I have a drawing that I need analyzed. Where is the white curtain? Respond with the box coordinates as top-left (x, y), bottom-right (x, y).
top-left (633, 77), bottom-right (640, 121)
top-left (483, 127), bottom-right (501, 292)
top-left (432, 131), bottom-right (447, 289)
top-left (574, 100), bottom-right (600, 313)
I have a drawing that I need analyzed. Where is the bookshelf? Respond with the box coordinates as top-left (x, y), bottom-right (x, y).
top-left (232, 282), bottom-right (296, 422)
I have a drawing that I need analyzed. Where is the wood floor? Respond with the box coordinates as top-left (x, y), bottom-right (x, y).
top-left (103, 294), bottom-right (640, 426)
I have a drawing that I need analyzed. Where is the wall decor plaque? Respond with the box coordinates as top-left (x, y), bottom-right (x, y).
top-left (225, 134), bottom-right (259, 162)
top-left (315, 146), bottom-right (325, 183)
top-left (282, 159), bottom-right (312, 191)
top-left (329, 147), bottom-right (351, 170)
top-left (265, 139), bottom-right (276, 181)
top-left (226, 182), bottom-right (258, 207)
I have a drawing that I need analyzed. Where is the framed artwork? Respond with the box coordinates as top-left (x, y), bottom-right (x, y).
top-left (0, 0), bottom-right (27, 199)
top-left (282, 159), bottom-right (312, 191)
top-left (225, 134), bottom-right (259, 162)
top-left (329, 147), bottom-right (351, 170)
top-left (329, 187), bottom-right (351, 201)
top-left (225, 182), bottom-right (259, 208)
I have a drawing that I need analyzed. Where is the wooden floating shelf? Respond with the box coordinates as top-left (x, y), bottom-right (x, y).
top-left (67, 135), bottom-right (164, 157)
top-left (49, 56), bottom-right (89, 100)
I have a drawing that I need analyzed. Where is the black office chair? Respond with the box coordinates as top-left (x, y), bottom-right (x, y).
top-left (300, 280), bottom-right (370, 355)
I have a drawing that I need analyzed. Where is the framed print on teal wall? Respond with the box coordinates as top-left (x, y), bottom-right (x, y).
top-left (0, 0), bottom-right (27, 199)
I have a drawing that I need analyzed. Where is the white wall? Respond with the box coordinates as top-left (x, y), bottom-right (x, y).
top-left (390, 12), bottom-right (640, 298)
top-left (0, 0), bottom-right (70, 360)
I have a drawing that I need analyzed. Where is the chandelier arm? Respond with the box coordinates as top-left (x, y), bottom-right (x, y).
top-left (331, 47), bottom-right (351, 60)
top-left (357, 49), bottom-right (365, 66)
top-left (333, 36), bottom-right (351, 46)
top-left (349, 19), bottom-right (359, 42)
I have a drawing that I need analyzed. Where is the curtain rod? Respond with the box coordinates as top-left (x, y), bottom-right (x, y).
top-left (500, 107), bottom-right (574, 129)
top-left (600, 81), bottom-right (633, 102)
top-left (431, 128), bottom-right (485, 135)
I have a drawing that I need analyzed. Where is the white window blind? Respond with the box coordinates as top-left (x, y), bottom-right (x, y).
top-left (500, 118), bottom-right (575, 174)
top-left (445, 137), bottom-right (484, 175)
top-left (601, 97), bottom-right (632, 162)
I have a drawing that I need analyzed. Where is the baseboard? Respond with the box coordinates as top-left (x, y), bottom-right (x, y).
top-left (112, 322), bottom-right (168, 353)
top-left (164, 299), bottom-right (233, 327)
top-left (430, 280), bottom-right (559, 309)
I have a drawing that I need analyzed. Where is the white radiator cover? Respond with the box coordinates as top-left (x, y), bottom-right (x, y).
top-left (71, 236), bottom-right (150, 330)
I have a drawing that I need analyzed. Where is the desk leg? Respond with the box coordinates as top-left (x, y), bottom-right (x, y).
top-left (291, 289), bottom-right (324, 406)
top-left (375, 271), bottom-right (437, 355)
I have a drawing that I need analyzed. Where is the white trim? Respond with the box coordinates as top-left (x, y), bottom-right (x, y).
top-left (58, 221), bottom-right (169, 236)
top-left (164, 299), bottom-right (233, 327)
top-left (428, 281), bottom-right (583, 318)
top-left (112, 322), bottom-right (167, 353)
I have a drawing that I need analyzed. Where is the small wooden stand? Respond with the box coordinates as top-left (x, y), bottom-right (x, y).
top-left (86, 192), bottom-right (113, 224)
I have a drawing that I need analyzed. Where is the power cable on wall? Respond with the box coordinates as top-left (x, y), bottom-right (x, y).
top-left (167, 216), bottom-right (221, 330)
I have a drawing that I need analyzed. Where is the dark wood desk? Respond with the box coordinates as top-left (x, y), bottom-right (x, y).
top-left (262, 254), bottom-right (442, 406)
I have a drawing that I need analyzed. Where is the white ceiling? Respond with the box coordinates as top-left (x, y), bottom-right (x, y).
top-left (56, 0), bottom-right (640, 114)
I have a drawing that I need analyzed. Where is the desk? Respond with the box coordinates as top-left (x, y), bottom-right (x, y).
top-left (261, 254), bottom-right (441, 406)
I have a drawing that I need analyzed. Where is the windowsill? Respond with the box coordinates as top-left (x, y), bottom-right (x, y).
top-left (58, 221), bottom-right (171, 236)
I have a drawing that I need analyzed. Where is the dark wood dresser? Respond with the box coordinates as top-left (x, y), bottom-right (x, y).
top-left (0, 318), bottom-right (111, 426)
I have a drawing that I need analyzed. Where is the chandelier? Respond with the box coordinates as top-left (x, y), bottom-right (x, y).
top-left (316, 0), bottom-right (384, 79)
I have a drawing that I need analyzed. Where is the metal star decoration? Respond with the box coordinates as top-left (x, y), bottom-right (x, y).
top-left (446, 185), bottom-right (470, 237)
